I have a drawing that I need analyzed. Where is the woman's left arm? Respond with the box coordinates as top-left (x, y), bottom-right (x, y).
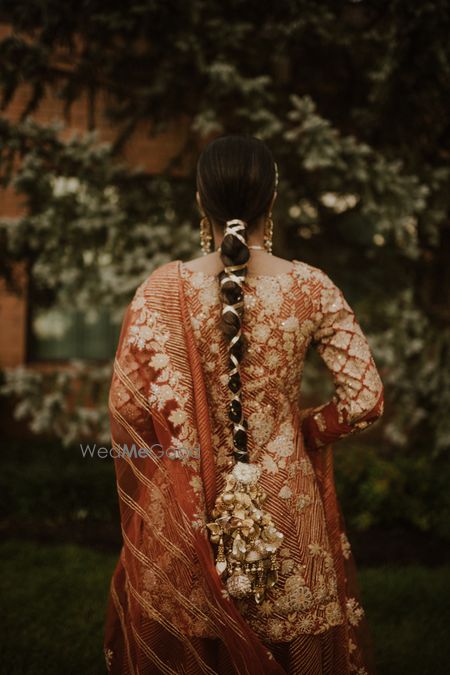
top-left (301, 269), bottom-right (384, 451)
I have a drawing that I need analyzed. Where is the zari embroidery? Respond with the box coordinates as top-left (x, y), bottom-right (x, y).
top-left (123, 259), bottom-right (384, 646)
top-left (111, 275), bottom-right (225, 641)
top-left (126, 279), bottom-right (199, 463)
top-left (180, 261), bottom-right (381, 641)
top-left (107, 259), bottom-right (382, 674)
top-left (346, 597), bottom-right (365, 627)
top-left (104, 647), bottom-right (113, 671)
top-left (341, 531), bottom-right (352, 559)
top-left (310, 269), bottom-right (384, 429)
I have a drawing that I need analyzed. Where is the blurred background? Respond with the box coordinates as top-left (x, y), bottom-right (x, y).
top-left (0, 2), bottom-right (449, 674)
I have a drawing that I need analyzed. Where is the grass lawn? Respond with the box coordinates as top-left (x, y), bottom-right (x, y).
top-left (0, 540), bottom-right (117, 675)
top-left (0, 540), bottom-right (449, 675)
top-left (360, 565), bottom-right (450, 675)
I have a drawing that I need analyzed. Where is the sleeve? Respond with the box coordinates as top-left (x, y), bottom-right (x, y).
top-left (300, 269), bottom-right (384, 451)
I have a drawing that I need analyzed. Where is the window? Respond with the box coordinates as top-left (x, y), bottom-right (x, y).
top-left (28, 304), bottom-right (121, 361)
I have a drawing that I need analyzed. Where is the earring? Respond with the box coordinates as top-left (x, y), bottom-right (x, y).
top-left (200, 216), bottom-right (213, 255)
top-left (264, 213), bottom-right (274, 254)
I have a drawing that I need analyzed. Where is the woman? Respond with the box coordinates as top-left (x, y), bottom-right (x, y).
top-left (104, 135), bottom-right (384, 674)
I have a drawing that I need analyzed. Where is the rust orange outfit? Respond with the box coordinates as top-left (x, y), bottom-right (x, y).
top-left (104, 259), bottom-right (383, 674)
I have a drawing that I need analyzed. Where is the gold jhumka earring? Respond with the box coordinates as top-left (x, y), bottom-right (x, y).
top-left (264, 213), bottom-right (274, 254)
top-left (200, 216), bottom-right (213, 255)
top-left (262, 162), bottom-right (278, 254)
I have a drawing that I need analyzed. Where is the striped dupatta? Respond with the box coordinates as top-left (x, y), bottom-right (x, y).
top-left (104, 259), bottom-right (287, 674)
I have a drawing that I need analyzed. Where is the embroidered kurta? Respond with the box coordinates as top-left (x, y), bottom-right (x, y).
top-left (180, 259), bottom-right (384, 644)
top-left (104, 258), bottom-right (383, 675)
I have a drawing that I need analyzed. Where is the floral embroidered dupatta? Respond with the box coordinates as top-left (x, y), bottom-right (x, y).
top-left (104, 259), bottom-right (377, 675)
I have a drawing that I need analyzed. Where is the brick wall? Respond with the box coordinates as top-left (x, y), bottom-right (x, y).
top-left (0, 22), bottom-right (193, 367)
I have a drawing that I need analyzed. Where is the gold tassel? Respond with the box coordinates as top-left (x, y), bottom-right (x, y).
top-left (206, 461), bottom-right (284, 604)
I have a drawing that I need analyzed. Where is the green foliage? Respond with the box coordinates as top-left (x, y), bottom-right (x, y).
top-left (0, 118), bottom-right (198, 313)
top-left (0, 0), bottom-right (449, 539)
top-left (335, 440), bottom-right (450, 541)
top-left (0, 362), bottom-right (112, 445)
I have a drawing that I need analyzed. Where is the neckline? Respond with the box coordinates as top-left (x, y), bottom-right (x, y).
top-left (180, 260), bottom-right (299, 281)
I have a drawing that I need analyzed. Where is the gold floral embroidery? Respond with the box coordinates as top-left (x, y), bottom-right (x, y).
top-left (296, 493), bottom-right (313, 513)
top-left (310, 267), bottom-right (384, 428)
top-left (348, 637), bottom-right (357, 653)
top-left (248, 406), bottom-right (275, 445)
top-left (104, 647), bottom-right (113, 671)
top-left (180, 261), bottom-right (376, 641)
top-left (313, 410), bottom-right (327, 431)
top-left (346, 597), bottom-right (365, 626)
top-left (281, 316), bottom-right (299, 332)
top-left (189, 475), bottom-right (203, 496)
top-left (267, 618), bottom-right (285, 640)
top-left (126, 281), bottom-right (199, 454)
top-left (191, 512), bottom-right (206, 529)
top-left (260, 452), bottom-right (278, 474)
top-left (278, 484), bottom-right (293, 499)
top-left (169, 408), bottom-right (188, 426)
top-left (299, 615), bottom-right (315, 631)
top-left (252, 323), bottom-right (272, 342)
top-left (141, 547), bottom-right (217, 638)
top-left (298, 457), bottom-right (314, 476)
top-left (260, 600), bottom-right (274, 616)
top-left (308, 542), bottom-right (325, 557)
top-left (341, 531), bottom-right (352, 559)
top-left (267, 423), bottom-right (296, 458)
top-left (325, 601), bottom-right (343, 624)
top-left (286, 584), bottom-right (314, 612)
top-left (150, 353), bottom-right (170, 368)
top-left (281, 558), bottom-right (296, 575)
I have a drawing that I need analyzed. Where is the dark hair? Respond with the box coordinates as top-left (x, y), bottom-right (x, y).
top-left (196, 134), bottom-right (277, 464)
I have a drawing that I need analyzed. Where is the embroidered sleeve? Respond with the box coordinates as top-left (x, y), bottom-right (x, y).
top-left (301, 270), bottom-right (384, 450)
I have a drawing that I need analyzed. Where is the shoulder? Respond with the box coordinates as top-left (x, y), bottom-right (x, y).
top-left (127, 260), bottom-right (180, 313)
top-left (291, 259), bottom-right (335, 289)
top-left (136, 259), bottom-right (180, 294)
top-left (182, 253), bottom-right (216, 274)
top-left (291, 260), bottom-right (344, 318)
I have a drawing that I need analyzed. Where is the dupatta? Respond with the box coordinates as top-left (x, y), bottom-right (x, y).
top-left (103, 259), bottom-right (377, 675)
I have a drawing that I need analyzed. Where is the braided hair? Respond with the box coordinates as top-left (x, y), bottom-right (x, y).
top-left (196, 135), bottom-right (277, 464)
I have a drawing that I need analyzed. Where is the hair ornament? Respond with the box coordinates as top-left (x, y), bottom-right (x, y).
top-left (224, 219), bottom-right (247, 246)
top-left (206, 459), bottom-right (284, 603)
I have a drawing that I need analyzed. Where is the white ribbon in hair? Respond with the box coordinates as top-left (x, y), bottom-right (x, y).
top-left (224, 219), bottom-right (247, 246)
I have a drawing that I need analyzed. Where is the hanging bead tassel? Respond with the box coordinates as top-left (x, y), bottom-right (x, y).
top-left (206, 461), bottom-right (284, 604)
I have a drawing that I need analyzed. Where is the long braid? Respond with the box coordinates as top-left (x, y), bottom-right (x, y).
top-left (202, 136), bottom-right (284, 604)
top-left (218, 219), bottom-right (250, 463)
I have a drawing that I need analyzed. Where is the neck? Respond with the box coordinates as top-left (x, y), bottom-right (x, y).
top-left (213, 232), bottom-right (265, 250)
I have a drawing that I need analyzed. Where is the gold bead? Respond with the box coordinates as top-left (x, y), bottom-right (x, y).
top-left (263, 214), bottom-right (274, 254)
